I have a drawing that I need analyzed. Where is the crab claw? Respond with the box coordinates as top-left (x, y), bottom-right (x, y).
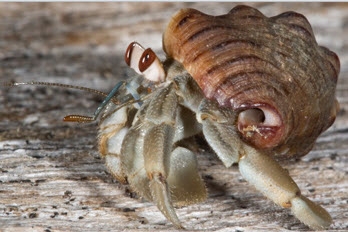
top-left (198, 99), bottom-right (332, 230)
top-left (239, 145), bottom-right (332, 230)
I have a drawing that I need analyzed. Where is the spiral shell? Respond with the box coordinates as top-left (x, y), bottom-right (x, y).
top-left (163, 5), bottom-right (340, 158)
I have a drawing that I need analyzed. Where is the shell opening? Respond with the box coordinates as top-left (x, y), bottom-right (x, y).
top-left (238, 107), bottom-right (281, 127)
top-left (237, 107), bottom-right (283, 148)
top-left (238, 108), bottom-right (265, 125)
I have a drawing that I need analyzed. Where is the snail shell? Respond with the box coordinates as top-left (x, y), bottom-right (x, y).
top-left (163, 5), bottom-right (340, 158)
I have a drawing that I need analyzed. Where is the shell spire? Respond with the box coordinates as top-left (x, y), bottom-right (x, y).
top-left (163, 5), bottom-right (340, 158)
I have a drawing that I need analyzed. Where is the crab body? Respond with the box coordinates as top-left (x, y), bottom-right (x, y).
top-left (97, 5), bottom-right (339, 230)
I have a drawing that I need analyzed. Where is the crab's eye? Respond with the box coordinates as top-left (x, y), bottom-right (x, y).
top-left (139, 48), bottom-right (156, 72)
top-left (125, 42), bottom-right (145, 74)
top-left (139, 48), bottom-right (165, 82)
top-left (124, 42), bottom-right (165, 82)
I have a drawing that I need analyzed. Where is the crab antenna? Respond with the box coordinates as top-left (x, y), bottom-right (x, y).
top-left (3, 80), bottom-right (126, 123)
top-left (5, 81), bottom-right (110, 99)
top-left (63, 81), bottom-right (126, 123)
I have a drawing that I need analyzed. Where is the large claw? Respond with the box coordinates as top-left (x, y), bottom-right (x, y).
top-left (239, 145), bottom-right (332, 230)
top-left (198, 99), bottom-right (332, 230)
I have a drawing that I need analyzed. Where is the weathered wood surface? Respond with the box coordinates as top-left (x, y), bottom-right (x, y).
top-left (0, 2), bottom-right (347, 231)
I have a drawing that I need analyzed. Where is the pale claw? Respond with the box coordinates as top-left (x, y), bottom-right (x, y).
top-left (238, 144), bottom-right (332, 230)
top-left (198, 99), bottom-right (332, 230)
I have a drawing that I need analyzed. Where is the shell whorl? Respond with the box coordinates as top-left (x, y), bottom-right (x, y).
top-left (163, 5), bottom-right (340, 158)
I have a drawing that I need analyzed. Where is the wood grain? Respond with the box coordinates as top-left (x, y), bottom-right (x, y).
top-left (0, 3), bottom-right (347, 231)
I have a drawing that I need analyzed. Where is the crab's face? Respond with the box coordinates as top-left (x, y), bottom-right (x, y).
top-left (97, 5), bottom-right (339, 230)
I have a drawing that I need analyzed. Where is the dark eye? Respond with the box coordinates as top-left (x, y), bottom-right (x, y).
top-left (124, 42), bottom-right (145, 74)
top-left (139, 48), bottom-right (156, 72)
top-left (124, 43), bottom-right (165, 82)
top-left (124, 42), bottom-right (144, 68)
top-left (125, 42), bottom-right (137, 66)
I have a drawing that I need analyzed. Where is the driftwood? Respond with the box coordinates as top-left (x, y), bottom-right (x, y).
top-left (0, 2), bottom-right (347, 231)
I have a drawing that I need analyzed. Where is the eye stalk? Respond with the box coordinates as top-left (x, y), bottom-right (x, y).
top-left (125, 42), bottom-right (165, 83)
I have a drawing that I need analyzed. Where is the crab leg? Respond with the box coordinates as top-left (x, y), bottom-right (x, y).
top-left (143, 122), bottom-right (183, 228)
top-left (197, 99), bottom-right (332, 230)
top-left (119, 82), bottom-right (206, 228)
top-left (120, 83), bottom-right (181, 228)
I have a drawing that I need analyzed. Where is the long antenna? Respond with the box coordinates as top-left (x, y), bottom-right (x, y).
top-left (2, 80), bottom-right (126, 123)
top-left (4, 81), bottom-right (110, 99)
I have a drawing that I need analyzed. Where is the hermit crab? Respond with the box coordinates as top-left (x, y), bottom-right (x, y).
top-left (8, 5), bottom-right (340, 230)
